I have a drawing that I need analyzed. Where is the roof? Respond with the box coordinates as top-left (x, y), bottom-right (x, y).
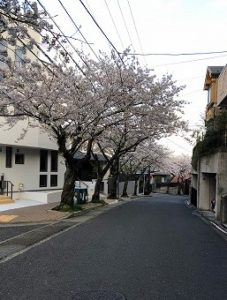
top-left (151, 172), bottom-right (170, 176)
top-left (74, 151), bottom-right (107, 161)
top-left (204, 66), bottom-right (224, 90)
top-left (207, 66), bottom-right (224, 76)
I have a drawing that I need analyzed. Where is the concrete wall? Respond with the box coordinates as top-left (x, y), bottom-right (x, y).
top-left (119, 181), bottom-right (135, 196)
top-left (15, 190), bottom-right (62, 203)
top-left (191, 172), bottom-right (198, 189)
top-left (198, 151), bottom-right (227, 219)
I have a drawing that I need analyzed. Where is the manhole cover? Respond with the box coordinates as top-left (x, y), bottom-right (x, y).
top-left (72, 289), bottom-right (125, 300)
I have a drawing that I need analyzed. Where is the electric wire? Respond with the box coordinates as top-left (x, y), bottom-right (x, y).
top-left (116, 0), bottom-right (133, 48)
top-left (165, 138), bottom-right (192, 153)
top-left (104, 0), bottom-right (125, 49)
top-left (36, 0), bottom-right (90, 75)
top-left (126, 0), bottom-right (146, 64)
top-left (78, 0), bottom-right (123, 62)
top-left (153, 53), bottom-right (227, 67)
top-left (121, 50), bottom-right (227, 57)
top-left (57, 0), bottom-right (100, 61)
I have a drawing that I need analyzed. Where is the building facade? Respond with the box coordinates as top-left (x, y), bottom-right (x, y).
top-left (0, 27), bottom-right (66, 203)
top-left (191, 65), bottom-right (227, 223)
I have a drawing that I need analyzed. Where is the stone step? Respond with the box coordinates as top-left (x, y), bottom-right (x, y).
top-left (0, 196), bottom-right (14, 204)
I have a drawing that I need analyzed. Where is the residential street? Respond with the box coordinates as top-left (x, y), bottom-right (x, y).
top-left (0, 194), bottom-right (227, 300)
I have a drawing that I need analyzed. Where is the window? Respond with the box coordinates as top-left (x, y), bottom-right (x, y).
top-left (15, 153), bottom-right (24, 164)
top-left (0, 39), bottom-right (7, 67)
top-left (15, 46), bottom-right (25, 68)
top-left (5, 147), bottom-right (12, 168)
top-left (50, 175), bottom-right (58, 187)
top-left (40, 150), bottom-right (48, 172)
top-left (51, 151), bottom-right (58, 172)
top-left (39, 175), bottom-right (47, 187)
top-left (207, 88), bottom-right (211, 104)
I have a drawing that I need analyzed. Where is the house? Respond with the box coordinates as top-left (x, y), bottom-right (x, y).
top-left (191, 65), bottom-right (227, 224)
top-left (0, 28), bottom-right (66, 204)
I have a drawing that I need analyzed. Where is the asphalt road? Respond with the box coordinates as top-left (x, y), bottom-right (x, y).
top-left (0, 225), bottom-right (43, 242)
top-left (0, 194), bottom-right (227, 300)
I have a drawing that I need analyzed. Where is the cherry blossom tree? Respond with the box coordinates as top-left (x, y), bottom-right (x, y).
top-left (161, 154), bottom-right (191, 194)
top-left (0, 1), bottom-right (187, 207)
top-left (119, 142), bottom-right (170, 197)
top-left (0, 45), bottom-right (186, 207)
top-left (90, 70), bottom-right (187, 201)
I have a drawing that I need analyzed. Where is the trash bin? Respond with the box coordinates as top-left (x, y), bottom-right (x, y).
top-left (74, 188), bottom-right (88, 204)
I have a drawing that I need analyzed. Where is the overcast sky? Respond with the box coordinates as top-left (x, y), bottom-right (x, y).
top-left (43, 0), bottom-right (227, 155)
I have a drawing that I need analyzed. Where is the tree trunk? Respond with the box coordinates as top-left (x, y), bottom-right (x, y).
top-left (60, 164), bottom-right (77, 208)
top-left (177, 178), bottom-right (181, 195)
top-left (177, 184), bottom-right (181, 195)
top-left (144, 174), bottom-right (151, 195)
top-left (108, 158), bottom-right (119, 199)
top-left (133, 178), bottom-right (138, 196)
top-left (108, 174), bottom-right (118, 199)
top-left (91, 176), bottom-right (103, 203)
top-left (91, 155), bottom-right (113, 203)
top-left (121, 180), bottom-right (128, 197)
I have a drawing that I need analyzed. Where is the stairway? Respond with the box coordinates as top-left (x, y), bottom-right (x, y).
top-left (0, 195), bottom-right (14, 204)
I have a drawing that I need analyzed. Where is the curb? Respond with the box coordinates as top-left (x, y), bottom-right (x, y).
top-left (69, 203), bottom-right (105, 217)
top-left (0, 212), bottom-right (73, 226)
top-left (185, 200), bottom-right (227, 236)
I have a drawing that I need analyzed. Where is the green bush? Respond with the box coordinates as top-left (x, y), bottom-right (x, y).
top-left (192, 113), bottom-right (227, 170)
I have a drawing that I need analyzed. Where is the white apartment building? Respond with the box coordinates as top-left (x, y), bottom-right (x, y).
top-left (0, 27), bottom-right (66, 203)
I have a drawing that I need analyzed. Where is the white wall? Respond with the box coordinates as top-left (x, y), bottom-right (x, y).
top-left (0, 146), bottom-right (65, 192)
top-left (0, 118), bottom-right (58, 150)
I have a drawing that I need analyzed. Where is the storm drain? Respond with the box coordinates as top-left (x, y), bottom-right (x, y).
top-left (0, 220), bottom-right (78, 262)
top-left (72, 290), bottom-right (125, 300)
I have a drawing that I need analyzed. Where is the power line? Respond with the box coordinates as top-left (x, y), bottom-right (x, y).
top-left (57, 0), bottom-right (100, 61)
top-left (36, 0), bottom-right (90, 75)
top-left (126, 0), bottom-right (146, 64)
top-left (153, 53), bottom-right (227, 67)
top-left (180, 89), bottom-right (203, 97)
top-left (104, 0), bottom-right (125, 49)
top-left (120, 50), bottom-right (227, 57)
top-left (78, 0), bottom-right (122, 61)
top-left (37, 0), bottom-right (112, 86)
top-left (165, 138), bottom-right (192, 154)
top-left (116, 0), bottom-right (133, 48)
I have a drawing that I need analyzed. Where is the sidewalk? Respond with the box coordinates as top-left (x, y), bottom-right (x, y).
top-left (186, 200), bottom-right (227, 235)
top-left (0, 202), bottom-right (72, 224)
top-left (196, 209), bottom-right (227, 234)
top-left (0, 200), bottom-right (118, 225)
